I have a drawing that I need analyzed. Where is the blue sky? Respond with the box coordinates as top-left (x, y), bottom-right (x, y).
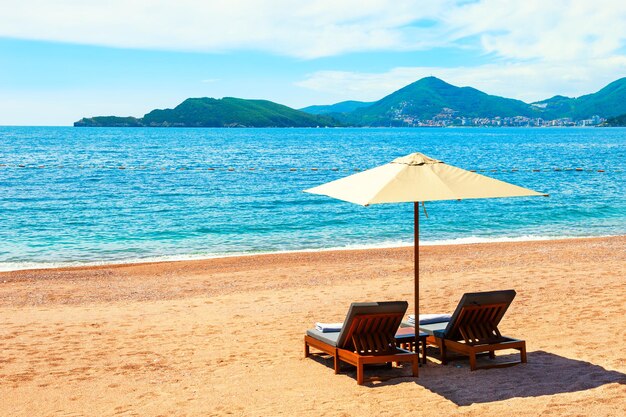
top-left (1, 0), bottom-right (625, 125)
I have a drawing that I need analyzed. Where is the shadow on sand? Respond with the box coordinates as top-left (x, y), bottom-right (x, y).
top-left (414, 350), bottom-right (626, 405)
top-left (308, 350), bottom-right (625, 405)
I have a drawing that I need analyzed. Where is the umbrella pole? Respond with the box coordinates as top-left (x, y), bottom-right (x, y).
top-left (414, 202), bottom-right (420, 367)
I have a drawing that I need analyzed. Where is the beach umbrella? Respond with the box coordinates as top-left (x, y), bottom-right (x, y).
top-left (304, 152), bottom-right (547, 353)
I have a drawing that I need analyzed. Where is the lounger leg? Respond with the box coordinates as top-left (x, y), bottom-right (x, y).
top-left (356, 358), bottom-right (364, 385)
top-left (489, 350), bottom-right (495, 359)
top-left (469, 352), bottom-right (477, 371)
top-left (520, 343), bottom-right (527, 363)
top-left (421, 339), bottom-right (427, 364)
top-left (304, 339), bottom-right (310, 358)
top-left (412, 356), bottom-right (419, 378)
top-left (334, 356), bottom-right (340, 374)
top-left (440, 340), bottom-right (448, 365)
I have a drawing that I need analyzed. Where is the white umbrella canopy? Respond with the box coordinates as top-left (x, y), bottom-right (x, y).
top-left (304, 152), bottom-right (547, 360)
top-left (305, 152), bottom-right (546, 206)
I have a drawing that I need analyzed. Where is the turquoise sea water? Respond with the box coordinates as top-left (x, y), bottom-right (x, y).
top-left (0, 126), bottom-right (624, 271)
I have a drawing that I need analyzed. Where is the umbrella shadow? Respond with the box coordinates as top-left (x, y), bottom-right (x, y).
top-left (414, 350), bottom-right (626, 406)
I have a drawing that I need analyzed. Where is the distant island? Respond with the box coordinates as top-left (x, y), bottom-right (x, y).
top-left (75, 76), bottom-right (626, 128)
top-left (75, 97), bottom-right (340, 128)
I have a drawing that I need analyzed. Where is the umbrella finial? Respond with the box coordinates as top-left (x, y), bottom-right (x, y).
top-left (392, 153), bottom-right (442, 166)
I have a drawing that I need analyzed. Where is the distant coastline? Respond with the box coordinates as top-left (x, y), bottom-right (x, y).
top-left (72, 123), bottom-right (624, 129)
top-left (75, 76), bottom-right (626, 128)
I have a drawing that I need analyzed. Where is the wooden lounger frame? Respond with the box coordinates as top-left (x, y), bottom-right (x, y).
top-left (305, 312), bottom-right (418, 385)
top-left (428, 302), bottom-right (527, 370)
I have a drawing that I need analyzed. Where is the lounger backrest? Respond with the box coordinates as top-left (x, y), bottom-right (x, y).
top-left (442, 290), bottom-right (516, 341)
top-left (336, 301), bottom-right (408, 349)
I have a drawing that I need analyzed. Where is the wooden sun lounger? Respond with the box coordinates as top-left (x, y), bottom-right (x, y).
top-left (420, 290), bottom-right (527, 371)
top-left (304, 301), bottom-right (418, 385)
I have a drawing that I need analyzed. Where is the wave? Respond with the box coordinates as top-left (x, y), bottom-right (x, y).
top-left (0, 233), bottom-right (620, 273)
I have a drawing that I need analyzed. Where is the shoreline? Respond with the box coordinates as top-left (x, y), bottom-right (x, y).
top-left (1, 233), bottom-right (622, 274)
top-left (1, 234), bottom-right (622, 288)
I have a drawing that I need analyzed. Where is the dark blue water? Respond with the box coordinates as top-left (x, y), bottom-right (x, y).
top-left (1, 126), bottom-right (624, 270)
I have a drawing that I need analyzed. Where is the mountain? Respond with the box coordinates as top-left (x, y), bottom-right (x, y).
top-left (299, 100), bottom-right (373, 115)
top-left (75, 97), bottom-right (341, 128)
top-left (531, 77), bottom-right (626, 119)
top-left (319, 77), bottom-right (538, 126)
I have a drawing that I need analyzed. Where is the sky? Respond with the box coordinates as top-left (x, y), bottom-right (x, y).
top-left (1, 0), bottom-right (626, 125)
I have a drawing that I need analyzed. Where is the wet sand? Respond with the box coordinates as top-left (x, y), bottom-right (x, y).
top-left (1, 236), bottom-right (625, 416)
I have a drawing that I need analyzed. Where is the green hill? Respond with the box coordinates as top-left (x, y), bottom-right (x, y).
top-left (299, 100), bottom-right (373, 115)
top-left (334, 77), bottom-right (537, 126)
top-left (75, 97), bottom-right (341, 128)
top-left (531, 78), bottom-right (626, 119)
top-left (74, 116), bottom-right (144, 127)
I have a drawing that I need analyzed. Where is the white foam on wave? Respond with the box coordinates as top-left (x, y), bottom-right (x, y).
top-left (0, 234), bottom-right (618, 272)
top-left (422, 234), bottom-right (575, 246)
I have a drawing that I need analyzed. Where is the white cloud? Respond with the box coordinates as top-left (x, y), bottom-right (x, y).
top-left (296, 58), bottom-right (626, 104)
top-left (0, 0), bottom-right (452, 58)
top-left (447, 1), bottom-right (626, 62)
top-left (2, 0), bottom-right (624, 62)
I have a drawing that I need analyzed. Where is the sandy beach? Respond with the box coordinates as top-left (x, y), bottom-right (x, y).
top-left (1, 236), bottom-right (624, 416)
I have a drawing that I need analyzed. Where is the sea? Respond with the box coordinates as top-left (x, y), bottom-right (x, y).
top-left (0, 126), bottom-right (624, 271)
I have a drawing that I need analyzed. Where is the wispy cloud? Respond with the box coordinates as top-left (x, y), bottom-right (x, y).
top-left (447, 0), bottom-right (626, 62)
top-left (0, 0), bottom-right (453, 59)
top-left (2, 1), bottom-right (624, 62)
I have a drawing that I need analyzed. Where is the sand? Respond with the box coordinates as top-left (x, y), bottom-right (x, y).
top-left (1, 236), bottom-right (625, 416)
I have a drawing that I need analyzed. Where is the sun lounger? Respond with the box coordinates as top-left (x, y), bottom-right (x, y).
top-left (304, 301), bottom-right (418, 385)
top-left (419, 290), bottom-right (527, 370)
